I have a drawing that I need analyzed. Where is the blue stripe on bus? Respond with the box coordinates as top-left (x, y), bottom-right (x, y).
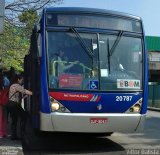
top-left (141, 29), bottom-right (148, 115)
top-left (40, 11), bottom-right (50, 113)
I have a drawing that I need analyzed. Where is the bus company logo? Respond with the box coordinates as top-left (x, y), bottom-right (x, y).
top-left (64, 93), bottom-right (89, 98)
top-left (50, 92), bottom-right (101, 102)
top-left (117, 79), bottom-right (140, 89)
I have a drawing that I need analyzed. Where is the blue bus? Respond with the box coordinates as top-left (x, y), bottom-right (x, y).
top-left (24, 7), bottom-right (148, 135)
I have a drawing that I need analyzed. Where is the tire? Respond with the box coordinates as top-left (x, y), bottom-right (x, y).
top-left (92, 132), bottom-right (114, 137)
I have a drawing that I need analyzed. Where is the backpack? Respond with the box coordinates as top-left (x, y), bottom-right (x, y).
top-left (0, 88), bottom-right (9, 106)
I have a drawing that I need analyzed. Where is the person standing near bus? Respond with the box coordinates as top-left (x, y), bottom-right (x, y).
top-left (7, 74), bottom-right (32, 140)
top-left (0, 71), bottom-right (8, 138)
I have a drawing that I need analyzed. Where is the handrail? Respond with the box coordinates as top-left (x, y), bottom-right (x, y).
top-left (51, 60), bottom-right (92, 76)
top-left (53, 60), bottom-right (92, 71)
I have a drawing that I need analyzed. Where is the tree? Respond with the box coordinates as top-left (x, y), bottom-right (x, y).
top-left (0, 0), bottom-right (63, 71)
top-left (5, 0), bottom-right (63, 36)
top-left (5, 0), bottom-right (63, 25)
top-left (5, 0), bottom-right (63, 13)
top-left (0, 22), bottom-right (29, 71)
top-left (18, 9), bottom-right (39, 39)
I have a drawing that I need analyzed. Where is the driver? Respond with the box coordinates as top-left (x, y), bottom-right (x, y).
top-left (51, 48), bottom-right (79, 76)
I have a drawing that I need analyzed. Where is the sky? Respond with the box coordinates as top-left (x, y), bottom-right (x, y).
top-left (58, 0), bottom-right (160, 36)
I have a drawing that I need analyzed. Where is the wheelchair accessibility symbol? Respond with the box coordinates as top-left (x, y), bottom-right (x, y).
top-left (89, 80), bottom-right (99, 89)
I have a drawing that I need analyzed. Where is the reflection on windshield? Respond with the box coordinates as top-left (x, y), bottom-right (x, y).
top-left (47, 31), bottom-right (142, 91)
top-left (99, 34), bottom-right (142, 90)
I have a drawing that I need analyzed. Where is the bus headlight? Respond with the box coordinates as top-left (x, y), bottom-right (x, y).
top-left (50, 97), bottom-right (71, 113)
top-left (51, 102), bottom-right (60, 111)
top-left (129, 104), bottom-right (141, 113)
top-left (133, 104), bottom-right (141, 112)
top-left (126, 98), bottom-right (143, 113)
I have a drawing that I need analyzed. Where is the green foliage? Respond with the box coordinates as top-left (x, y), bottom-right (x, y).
top-left (19, 9), bottom-right (39, 38)
top-left (0, 9), bottom-right (39, 72)
top-left (1, 0), bottom-right (63, 72)
top-left (0, 22), bottom-right (29, 71)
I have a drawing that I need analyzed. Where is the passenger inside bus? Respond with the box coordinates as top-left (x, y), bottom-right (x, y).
top-left (49, 48), bottom-right (79, 88)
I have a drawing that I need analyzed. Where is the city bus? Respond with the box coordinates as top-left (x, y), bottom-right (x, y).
top-left (24, 7), bottom-right (148, 135)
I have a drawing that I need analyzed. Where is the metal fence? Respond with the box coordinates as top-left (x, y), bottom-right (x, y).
top-left (148, 82), bottom-right (160, 108)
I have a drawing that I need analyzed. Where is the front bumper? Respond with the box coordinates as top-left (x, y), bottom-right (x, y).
top-left (40, 112), bottom-right (145, 133)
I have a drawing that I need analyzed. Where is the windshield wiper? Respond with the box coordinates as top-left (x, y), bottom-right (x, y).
top-left (69, 27), bottom-right (93, 58)
top-left (109, 30), bottom-right (123, 56)
top-left (106, 30), bottom-right (123, 73)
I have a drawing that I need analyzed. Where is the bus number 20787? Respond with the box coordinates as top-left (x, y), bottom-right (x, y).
top-left (116, 96), bottom-right (132, 102)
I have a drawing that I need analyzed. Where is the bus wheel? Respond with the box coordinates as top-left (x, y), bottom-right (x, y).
top-left (104, 132), bottom-right (114, 136)
top-left (34, 129), bottom-right (43, 136)
top-left (94, 132), bottom-right (114, 137)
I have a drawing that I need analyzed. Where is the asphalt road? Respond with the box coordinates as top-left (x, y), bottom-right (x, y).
top-left (23, 110), bottom-right (160, 155)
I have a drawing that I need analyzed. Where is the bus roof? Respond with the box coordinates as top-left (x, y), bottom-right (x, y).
top-left (44, 7), bottom-right (141, 21)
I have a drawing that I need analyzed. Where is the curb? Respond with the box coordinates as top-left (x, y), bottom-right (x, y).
top-left (147, 107), bottom-right (160, 112)
top-left (0, 147), bottom-right (23, 155)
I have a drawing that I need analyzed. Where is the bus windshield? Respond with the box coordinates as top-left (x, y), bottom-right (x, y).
top-left (47, 31), bottom-right (142, 91)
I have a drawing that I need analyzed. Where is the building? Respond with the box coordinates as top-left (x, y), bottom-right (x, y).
top-left (146, 36), bottom-right (160, 82)
top-left (146, 36), bottom-right (160, 108)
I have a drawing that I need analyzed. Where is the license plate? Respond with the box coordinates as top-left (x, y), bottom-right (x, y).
top-left (90, 118), bottom-right (108, 124)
